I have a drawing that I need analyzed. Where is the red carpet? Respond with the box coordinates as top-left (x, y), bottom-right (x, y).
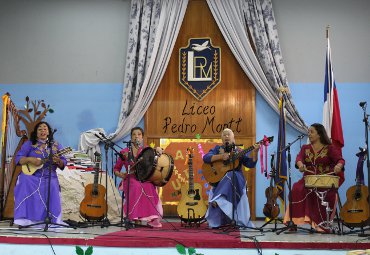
top-left (0, 222), bottom-right (368, 249)
top-left (94, 222), bottom-right (244, 248)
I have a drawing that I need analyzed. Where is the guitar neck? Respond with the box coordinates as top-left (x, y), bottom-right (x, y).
top-left (234, 145), bottom-right (255, 160)
top-left (93, 162), bottom-right (100, 192)
top-left (42, 147), bottom-right (71, 161)
top-left (188, 157), bottom-right (194, 191)
top-left (233, 137), bottom-right (272, 160)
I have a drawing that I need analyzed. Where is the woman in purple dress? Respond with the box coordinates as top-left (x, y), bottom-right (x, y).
top-left (15, 121), bottom-right (67, 227)
top-left (113, 127), bottom-right (163, 227)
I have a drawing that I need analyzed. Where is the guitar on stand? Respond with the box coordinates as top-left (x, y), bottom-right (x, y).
top-left (177, 147), bottom-right (207, 226)
top-left (340, 148), bottom-right (370, 228)
top-left (202, 136), bottom-right (274, 185)
top-left (80, 162), bottom-right (107, 221)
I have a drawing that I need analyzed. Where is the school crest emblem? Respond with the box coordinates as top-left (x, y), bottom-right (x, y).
top-left (179, 38), bottom-right (221, 101)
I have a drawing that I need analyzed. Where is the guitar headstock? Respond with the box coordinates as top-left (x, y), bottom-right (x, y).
top-left (187, 147), bottom-right (194, 157)
top-left (63, 146), bottom-right (73, 154)
top-left (184, 147), bottom-right (194, 165)
top-left (260, 136), bottom-right (274, 146)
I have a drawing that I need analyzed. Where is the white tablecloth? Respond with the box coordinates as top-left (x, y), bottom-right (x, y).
top-left (57, 168), bottom-right (122, 222)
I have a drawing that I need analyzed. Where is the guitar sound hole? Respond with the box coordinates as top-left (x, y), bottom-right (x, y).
top-left (194, 189), bottom-right (200, 200)
top-left (188, 190), bottom-right (196, 197)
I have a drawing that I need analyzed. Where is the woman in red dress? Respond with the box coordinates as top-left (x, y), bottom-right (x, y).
top-left (283, 123), bottom-right (345, 232)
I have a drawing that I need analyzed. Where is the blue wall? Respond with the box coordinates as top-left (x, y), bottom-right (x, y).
top-left (0, 84), bottom-right (123, 149)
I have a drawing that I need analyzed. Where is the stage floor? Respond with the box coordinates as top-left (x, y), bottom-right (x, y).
top-left (0, 218), bottom-right (368, 252)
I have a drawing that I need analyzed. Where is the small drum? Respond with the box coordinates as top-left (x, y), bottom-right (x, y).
top-left (304, 174), bottom-right (339, 189)
top-left (135, 147), bottom-right (174, 187)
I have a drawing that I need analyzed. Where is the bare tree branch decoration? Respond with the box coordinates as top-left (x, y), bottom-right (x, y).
top-left (17, 96), bottom-right (54, 137)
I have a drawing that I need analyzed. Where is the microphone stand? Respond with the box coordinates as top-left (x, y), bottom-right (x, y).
top-left (222, 143), bottom-right (262, 233)
top-left (276, 135), bottom-right (313, 235)
top-left (113, 141), bottom-right (149, 230)
top-left (19, 129), bottom-right (71, 231)
top-left (93, 133), bottom-right (124, 228)
top-left (358, 103), bottom-right (370, 237)
top-left (260, 153), bottom-right (283, 232)
top-left (100, 140), bottom-right (111, 228)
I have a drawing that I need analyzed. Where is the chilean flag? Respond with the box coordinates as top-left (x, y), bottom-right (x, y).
top-left (322, 38), bottom-right (344, 149)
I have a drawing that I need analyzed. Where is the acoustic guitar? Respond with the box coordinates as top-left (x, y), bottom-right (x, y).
top-left (22, 146), bottom-right (72, 175)
top-left (177, 147), bottom-right (207, 221)
top-left (340, 177), bottom-right (369, 227)
top-left (80, 163), bottom-right (107, 221)
top-left (202, 136), bottom-right (274, 184)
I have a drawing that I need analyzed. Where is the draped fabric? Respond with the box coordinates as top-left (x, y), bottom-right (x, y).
top-left (79, 0), bottom-right (307, 156)
top-left (206, 0), bottom-right (307, 133)
top-left (79, 0), bottom-right (188, 156)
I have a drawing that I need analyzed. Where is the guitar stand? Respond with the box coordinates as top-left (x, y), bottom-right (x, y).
top-left (179, 209), bottom-right (206, 228)
top-left (260, 217), bottom-right (284, 232)
top-left (179, 217), bottom-right (205, 228)
top-left (341, 221), bottom-right (370, 236)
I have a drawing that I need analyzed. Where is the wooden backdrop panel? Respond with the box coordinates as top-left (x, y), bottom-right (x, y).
top-left (145, 0), bottom-right (257, 219)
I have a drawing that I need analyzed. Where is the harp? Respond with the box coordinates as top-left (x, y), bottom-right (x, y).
top-left (0, 93), bottom-right (53, 220)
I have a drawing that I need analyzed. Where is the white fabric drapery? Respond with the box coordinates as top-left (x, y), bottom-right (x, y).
top-left (79, 0), bottom-right (307, 157)
top-left (79, 0), bottom-right (188, 157)
top-left (207, 0), bottom-right (307, 133)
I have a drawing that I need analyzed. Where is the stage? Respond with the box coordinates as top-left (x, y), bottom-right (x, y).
top-left (0, 219), bottom-right (368, 255)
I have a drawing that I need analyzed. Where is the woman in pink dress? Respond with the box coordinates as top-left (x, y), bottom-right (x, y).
top-left (113, 127), bottom-right (163, 227)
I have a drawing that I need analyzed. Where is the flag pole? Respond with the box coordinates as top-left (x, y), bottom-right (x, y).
top-left (326, 25), bottom-right (330, 39)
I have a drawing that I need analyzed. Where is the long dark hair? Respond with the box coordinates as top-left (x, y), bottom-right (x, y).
top-left (130, 127), bottom-right (144, 137)
top-left (30, 121), bottom-right (52, 145)
top-left (311, 123), bottom-right (331, 145)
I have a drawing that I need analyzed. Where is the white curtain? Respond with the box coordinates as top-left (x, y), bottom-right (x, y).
top-left (79, 0), bottom-right (188, 157)
top-left (207, 0), bottom-right (307, 133)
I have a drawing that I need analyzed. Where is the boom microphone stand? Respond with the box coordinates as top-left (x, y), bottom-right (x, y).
top-left (94, 133), bottom-right (125, 228)
top-left (19, 129), bottom-right (71, 231)
top-left (276, 135), bottom-right (313, 235)
top-left (113, 141), bottom-right (150, 230)
top-left (222, 143), bottom-right (262, 233)
top-left (358, 101), bottom-right (370, 236)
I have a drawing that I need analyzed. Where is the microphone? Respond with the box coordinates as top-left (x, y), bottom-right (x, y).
top-left (298, 134), bottom-right (305, 139)
top-left (225, 142), bottom-right (231, 153)
top-left (359, 101), bottom-right (367, 107)
top-left (135, 139), bottom-right (141, 147)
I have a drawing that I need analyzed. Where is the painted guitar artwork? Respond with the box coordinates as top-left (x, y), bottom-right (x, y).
top-left (177, 147), bottom-right (207, 222)
top-left (21, 146), bottom-right (72, 175)
top-left (80, 162), bottom-right (107, 221)
top-left (202, 136), bottom-right (274, 184)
